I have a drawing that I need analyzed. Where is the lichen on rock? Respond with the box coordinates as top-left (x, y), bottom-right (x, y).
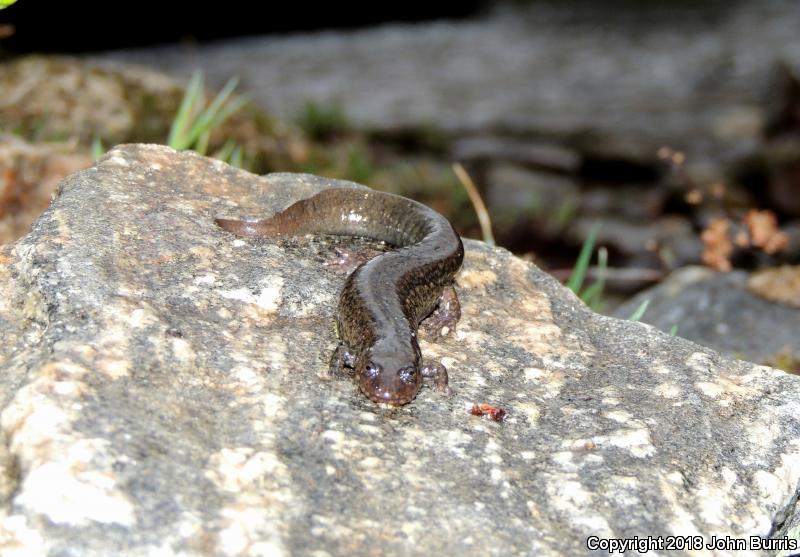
top-left (0, 144), bottom-right (799, 556)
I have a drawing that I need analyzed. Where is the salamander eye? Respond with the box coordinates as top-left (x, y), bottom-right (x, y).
top-left (365, 362), bottom-right (381, 379)
top-left (398, 366), bottom-right (416, 385)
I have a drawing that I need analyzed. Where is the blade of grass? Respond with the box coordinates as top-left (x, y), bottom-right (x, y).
top-left (213, 139), bottom-right (237, 162)
top-left (567, 223), bottom-right (601, 293)
top-left (167, 72), bottom-right (247, 159)
top-left (195, 130), bottom-right (211, 156)
top-left (183, 77), bottom-right (241, 148)
top-left (629, 299), bottom-right (650, 322)
top-left (91, 136), bottom-right (105, 161)
top-left (168, 71), bottom-right (204, 149)
top-left (581, 246), bottom-right (608, 307)
top-left (213, 95), bottom-right (248, 125)
top-left (452, 162), bottom-right (495, 245)
top-left (668, 324), bottom-right (678, 336)
top-left (554, 198), bottom-right (577, 228)
top-left (229, 145), bottom-right (243, 168)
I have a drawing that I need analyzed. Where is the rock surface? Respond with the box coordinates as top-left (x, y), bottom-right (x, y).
top-left (612, 266), bottom-right (800, 368)
top-left (1, 144), bottom-right (800, 556)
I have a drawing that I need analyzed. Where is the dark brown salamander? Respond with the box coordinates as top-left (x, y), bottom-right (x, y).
top-left (216, 188), bottom-right (464, 405)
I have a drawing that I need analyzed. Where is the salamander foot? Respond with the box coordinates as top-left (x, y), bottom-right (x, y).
top-left (421, 361), bottom-right (452, 397)
top-left (328, 344), bottom-right (356, 377)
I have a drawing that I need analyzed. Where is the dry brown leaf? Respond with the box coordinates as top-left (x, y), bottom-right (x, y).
top-left (701, 217), bottom-right (733, 272)
top-left (743, 209), bottom-right (789, 254)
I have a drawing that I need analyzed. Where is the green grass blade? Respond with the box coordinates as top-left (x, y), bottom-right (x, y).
top-left (204, 76), bottom-right (240, 120)
top-left (629, 299), bottom-right (650, 322)
top-left (167, 72), bottom-right (246, 159)
top-left (168, 72), bottom-right (204, 149)
top-left (184, 77), bottom-right (241, 147)
top-left (554, 199), bottom-right (577, 228)
top-left (213, 139), bottom-right (237, 161)
top-left (668, 324), bottom-right (678, 336)
top-left (567, 222), bottom-right (601, 293)
top-left (195, 130), bottom-right (210, 156)
top-left (580, 246), bottom-right (608, 307)
top-left (207, 96), bottom-right (248, 134)
top-left (213, 139), bottom-right (244, 168)
top-left (214, 96), bottom-right (248, 122)
top-left (91, 136), bottom-right (105, 161)
top-left (229, 145), bottom-right (243, 168)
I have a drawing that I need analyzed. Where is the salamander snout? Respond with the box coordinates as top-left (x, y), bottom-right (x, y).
top-left (358, 360), bottom-right (422, 405)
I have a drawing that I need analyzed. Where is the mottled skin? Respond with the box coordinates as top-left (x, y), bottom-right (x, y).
top-left (216, 188), bottom-right (464, 405)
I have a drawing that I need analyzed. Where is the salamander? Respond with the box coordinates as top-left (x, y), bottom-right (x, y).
top-left (215, 187), bottom-right (464, 405)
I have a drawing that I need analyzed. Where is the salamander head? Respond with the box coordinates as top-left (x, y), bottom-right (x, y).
top-left (357, 351), bottom-right (422, 406)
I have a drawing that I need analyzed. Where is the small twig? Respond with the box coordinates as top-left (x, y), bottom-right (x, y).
top-left (453, 162), bottom-right (495, 245)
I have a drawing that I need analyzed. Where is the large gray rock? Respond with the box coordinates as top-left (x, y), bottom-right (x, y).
top-left (1, 144), bottom-right (800, 556)
top-left (612, 267), bottom-right (800, 366)
top-left (102, 1), bottom-right (800, 161)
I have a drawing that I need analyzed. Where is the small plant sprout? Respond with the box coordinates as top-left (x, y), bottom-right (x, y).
top-left (91, 136), bottom-right (105, 161)
top-left (167, 72), bottom-right (247, 155)
top-left (580, 247), bottom-right (608, 309)
top-left (567, 223), bottom-right (600, 293)
top-left (564, 224), bottom-right (610, 311)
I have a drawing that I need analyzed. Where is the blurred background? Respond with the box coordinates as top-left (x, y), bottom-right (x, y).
top-left (2, 0), bottom-right (799, 369)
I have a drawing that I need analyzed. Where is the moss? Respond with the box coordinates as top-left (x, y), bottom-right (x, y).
top-left (763, 349), bottom-right (800, 374)
top-left (294, 100), bottom-right (351, 141)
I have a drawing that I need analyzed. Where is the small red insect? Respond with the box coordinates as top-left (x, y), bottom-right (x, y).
top-left (470, 403), bottom-right (507, 422)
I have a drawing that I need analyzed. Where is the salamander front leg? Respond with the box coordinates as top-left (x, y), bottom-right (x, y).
top-left (421, 361), bottom-right (453, 397)
top-left (420, 286), bottom-right (461, 338)
top-left (328, 344), bottom-right (356, 377)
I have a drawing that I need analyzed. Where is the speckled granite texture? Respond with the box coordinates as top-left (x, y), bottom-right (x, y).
top-left (1, 144), bottom-right (799, 556)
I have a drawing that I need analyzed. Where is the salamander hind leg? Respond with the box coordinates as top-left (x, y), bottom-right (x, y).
top-left (419, 286), bottom-right (461, 339)
top-left (322, 247), bottom-right (372, 275)
top-left (421, 361), bottom-right (453, 397)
